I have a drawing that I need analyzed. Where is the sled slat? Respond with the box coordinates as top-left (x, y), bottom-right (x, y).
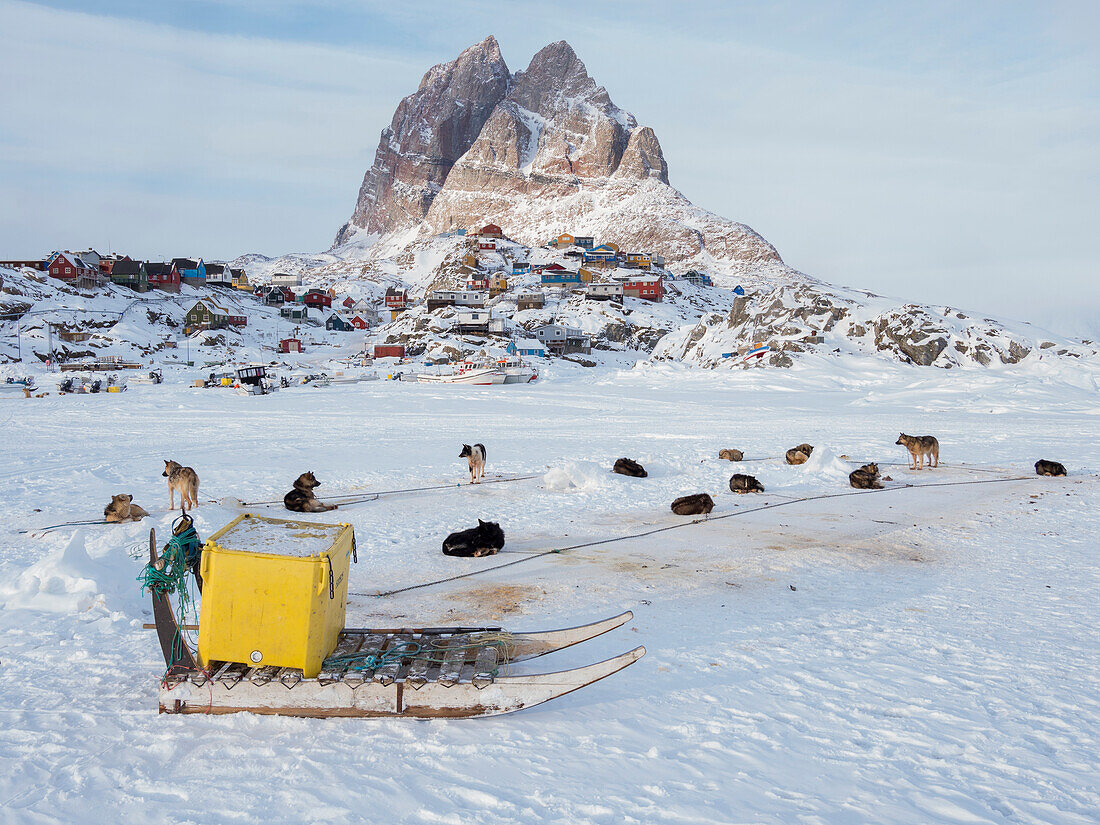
top-left (374, 634), bottom-right (414, 686)
top-left (405, 635), bottom-right (434, 689)
top-left (249, 666), bottom-right (281, 686)
top-left (437, 635), bottom-right (469, 687)
top-left (216, 662), bottom-right (245, 689)
top-left (278, 668), bottom-right (302, 689)
top-left (318, 634), bottom-right (364, 685)
top-left (343, 634), bottom-right (386, 686)
top-left (471, 644), bottom-right (500, 685)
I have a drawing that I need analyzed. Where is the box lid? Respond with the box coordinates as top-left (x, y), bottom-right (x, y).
top-left (207, 514), bottom-right (347, 558)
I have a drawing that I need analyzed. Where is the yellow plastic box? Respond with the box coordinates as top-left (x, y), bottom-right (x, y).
top-left (197, 514), bottom-right (354, 677)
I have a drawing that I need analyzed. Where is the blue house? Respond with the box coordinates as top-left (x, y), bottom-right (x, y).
top-left (682, 270), bottom-right (714, 288)
top-left (733, 285), bottom-right (745, 296)
top-left (171, 258), bottom-right (206, 287)
top-left (507, 338), bottom-right (547, 358)
top-left (540, 269), bottom-right (582, 285)
top-left (511, 262), bottom-right (531, 275)
top-left (583, 245), bottom-right (617, 264)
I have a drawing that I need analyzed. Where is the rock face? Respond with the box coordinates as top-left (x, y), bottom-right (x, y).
top-left (334, 38), bottom-right (781, 270)
top-left (334, 36), bottom-right (510, 245)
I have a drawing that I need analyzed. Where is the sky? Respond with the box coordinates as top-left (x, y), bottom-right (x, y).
top-left (1, 0), bottom-right (1096, 334)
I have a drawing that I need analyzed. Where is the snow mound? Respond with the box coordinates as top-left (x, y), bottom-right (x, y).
top-left (1, 533), bottom-right (105, 613)
top-left (544, 460), bottom-right (608, 492)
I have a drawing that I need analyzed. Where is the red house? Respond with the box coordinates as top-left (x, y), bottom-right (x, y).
top-left (279, 286), bottom-right (296, 302)
top-left (302, 288), bottom-right (332, 310)
top-left (350, 315), bottom-right (370, 330)
top-left (46, 252), bottom-right (104, 288)
top-left (479, 223), bottom-right (503, 239)
top-left (384, 287), bottom-right (409, 310)
top-left (279, 338), bottom-right (303, 354)
top-left (341, 296), bottom-right (355, 309)
top-left (465, 273), bottom-right (489, 290)
top-left (143, 262), bottom-right (179, 293)
top-left (621, 274), bottom-right (664, 302)
top-left (373, 344), bottom-right (405, 359)
top-left (534, 262), bottom-right (566, 275)
top-left (478, 238), bottom-right (497, 251)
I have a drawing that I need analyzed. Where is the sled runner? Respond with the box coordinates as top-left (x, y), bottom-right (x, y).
top-left (157, 611), bottom-right (644, 718)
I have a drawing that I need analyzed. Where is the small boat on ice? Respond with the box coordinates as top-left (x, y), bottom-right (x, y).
top-left (418, 361), bottom-right (506, 385)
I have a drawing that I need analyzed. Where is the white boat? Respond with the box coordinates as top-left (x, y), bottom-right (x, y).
top-left (0, 377), bottom-right (37, 394)
top-left (417, 361), bottom-right (506, 385)
top-left (496, 357), bottom-right (539, 384)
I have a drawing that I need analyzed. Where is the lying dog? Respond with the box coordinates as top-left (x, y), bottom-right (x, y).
top-left (613, 458), bottom-right (648, 478)
top-left (718, 449), bottom-right (744, 461)
top-left (896, 433), bottom-right (939, 470)
top-left (849, 463), bottom-right (884, 490)
top-left (284, 471), bottom-right (338, 513)
top-left (1035, 459), bottom-right (1067, 477)
top-left (460, 443), bottom-right (486, 484)
top-left (730, 473), bottom-right (765, 494)
top-left (162, 460), bottom-right (199, 511)
top-left (785, 444), bottom-right (814, 465)
top-left (671, 493), bottom-right (714, 515)
top-left (442, 519), bottom-right (505, 557)
top-left (104, 494), bottom-right (149, 523)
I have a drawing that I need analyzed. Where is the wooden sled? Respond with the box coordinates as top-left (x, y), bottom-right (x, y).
top-left (155, 596), bottom-right (644, 718)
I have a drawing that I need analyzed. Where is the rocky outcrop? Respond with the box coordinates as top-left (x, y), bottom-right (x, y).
top-left (334, 36), bottom-right (510, 245)
top-left (333, 38), bottom-right (782, 270)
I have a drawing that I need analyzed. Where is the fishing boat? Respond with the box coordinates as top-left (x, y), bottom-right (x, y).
top-left (496, 357), bottom-right (539, 384)
top-left (417, 361), bottom-right (506, 385)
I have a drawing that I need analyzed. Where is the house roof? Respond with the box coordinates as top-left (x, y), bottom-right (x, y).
top-left (171, 258), bottom-right (198, 269)
top-left (144, 262), bottom-right (171, 276)
top-left (513, 338), bottom-right (544, 350)
top-left (385, 286), bottom-right (407, 297)
top-left (205, 263), bottom-right (226, 275)
top-left (111, 259), bottom-right (143, 276)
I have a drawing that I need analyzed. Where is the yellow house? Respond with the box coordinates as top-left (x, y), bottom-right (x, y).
top-left (556, 233), bottom-right (575, 248)
top-left (232, 270), bottom-right (251, 290)
top-left (625, 252), bottom-right (651, 269)
top-left (489, 272), bottom-right (508, 296)
top-left (463, 252), bottom-right (478, 268)
top-left (579, 267), bottom-right (594, 283)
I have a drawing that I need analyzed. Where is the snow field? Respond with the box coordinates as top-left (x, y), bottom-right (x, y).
top-left (0, 363), bottom-right (1098, 824)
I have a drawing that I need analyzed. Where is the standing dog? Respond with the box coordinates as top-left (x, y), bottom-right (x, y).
top-left (849, 463), bottom-right (884, 490)
top-left (162, 460), bottom-right (199, 511)
top-left (896, 434), bottom-right (939, 470)
top-left (460, 444), bottom-right (487, 484)
top-left (104, 494), bottom-right (149, 523)
top-left (284, 471), bottom-right (338, 513)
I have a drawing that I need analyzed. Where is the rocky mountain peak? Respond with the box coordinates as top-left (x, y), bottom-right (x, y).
top-left (333, 35), bottom-right (509, 245)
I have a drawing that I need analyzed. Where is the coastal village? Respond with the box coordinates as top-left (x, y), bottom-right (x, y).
top-left (0, 224), bottom-right (735, 366)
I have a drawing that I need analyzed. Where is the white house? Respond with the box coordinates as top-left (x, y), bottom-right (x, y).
top-left (272, 272), bottom-right (303, 287)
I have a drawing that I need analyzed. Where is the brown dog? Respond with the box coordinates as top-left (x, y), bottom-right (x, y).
top-left (104, 494), bottom-right (149, 523)
top-left (849, 463), bottom-right (884, 490)
top-left (785, 444), bottom-right (814, 465)
top-left (284, 471), bottom-right (338, 513)
top-left (896, 434), bottom-right (939, 470)
top-left (671, 493), bottom-right (714, 515)
top-left (162, 460), bottom-right (199, 511)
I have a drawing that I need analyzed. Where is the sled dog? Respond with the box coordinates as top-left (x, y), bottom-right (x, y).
top-left (896, 434), bottom-right (939, 470)
top-left (613, 458), bottom-right (648, 478)
top-left (785, 444), bottom-right (814, 465)
top-left (442, 519), bottom-right (505, 557)
top-left (162, 460), bottom-right (199, 510)
top-left (848, 463), bottom-right (884, 490)
top-left (284, 471), bottom-right (338, 513)
top-left (671, 493), bottom-right (714, 515)
top-left (104, 493), bottom-right (149, 523)
top-left (1034, 459), bottom-right (1066, 477)
top-left (460, 443), bottom-right (487, 484)
top-left (730, 474), bottom-right (765, 494)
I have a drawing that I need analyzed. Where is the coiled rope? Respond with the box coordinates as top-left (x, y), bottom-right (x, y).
top-left (355, 475), bottom-right (1034, 599)
top-left (136, 515), bottom-right (202, 679)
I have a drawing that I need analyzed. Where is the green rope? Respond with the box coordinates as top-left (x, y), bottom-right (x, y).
top-left (137, 517), bottom-right (201, 678)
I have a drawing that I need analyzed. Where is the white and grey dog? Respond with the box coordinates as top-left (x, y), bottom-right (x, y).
top-left (459, 443), bottom-right (486, 484)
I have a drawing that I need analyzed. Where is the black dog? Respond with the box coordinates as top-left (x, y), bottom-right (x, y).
top-left (730, 473), bottom-right (765, 494)
top-left (671, 493), bottom-right (714, 515)
top-left (442, 519), bottom-right (505, 557)
top-left (1035, 459), bottom-right (1067, 477)
top-left (613, 458), bottom-right (647, 478)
